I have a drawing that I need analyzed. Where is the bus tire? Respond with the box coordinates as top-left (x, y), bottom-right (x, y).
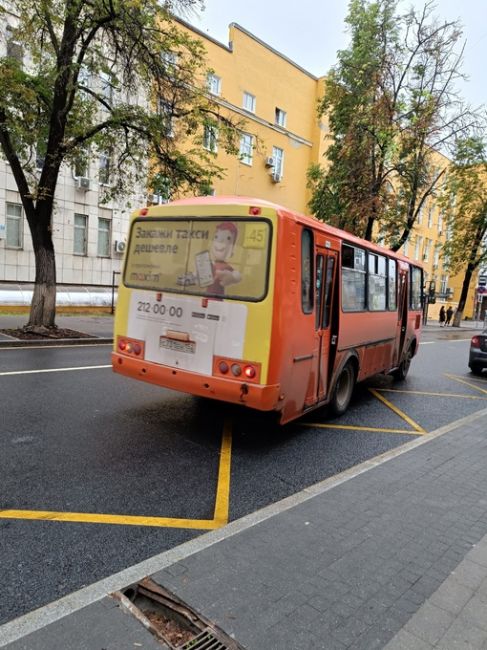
top-left (470, 364), bottom-right (483, 376)
top-left (330, 361), bottom-right (356, 416)
top-left (393, 345), bottom-right (413, 381)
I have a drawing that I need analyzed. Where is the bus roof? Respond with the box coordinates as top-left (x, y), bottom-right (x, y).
top-left (156, 195), bottom-right (420, 267)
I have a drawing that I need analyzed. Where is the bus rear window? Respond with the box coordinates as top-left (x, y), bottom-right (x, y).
top-left (123, 217), bottom-right (272, 302)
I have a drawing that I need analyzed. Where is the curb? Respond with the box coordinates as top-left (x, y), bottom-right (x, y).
top-left (0, 337), bottom-right (113, 348)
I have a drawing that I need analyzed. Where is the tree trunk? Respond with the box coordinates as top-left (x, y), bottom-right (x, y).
top-left (27, 217), bottom-right (57, 329)
top-left (452, 265), bottom-right (473, 327)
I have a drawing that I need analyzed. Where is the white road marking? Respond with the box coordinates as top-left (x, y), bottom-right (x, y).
top-left (0, 365), bottom-right (111, 377)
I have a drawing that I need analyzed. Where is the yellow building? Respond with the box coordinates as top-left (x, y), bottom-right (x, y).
top-left (177, 20), bottom-right (327, 213)
top-left (178, 20), bottom-right (477, 319)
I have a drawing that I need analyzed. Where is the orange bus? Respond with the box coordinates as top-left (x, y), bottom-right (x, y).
top-left (112, 196), bottom-right (423, 424)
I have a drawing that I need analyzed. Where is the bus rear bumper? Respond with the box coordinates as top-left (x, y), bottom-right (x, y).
top-left (112, 353), bottom-right (281, 411)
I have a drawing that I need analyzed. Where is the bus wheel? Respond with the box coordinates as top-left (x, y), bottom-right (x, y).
top-left (330, 362), bottom-right (356, 416)
top-left (393, 345), bottom-right (412, 381)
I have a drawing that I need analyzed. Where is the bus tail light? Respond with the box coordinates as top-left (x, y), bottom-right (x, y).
top-left (213, 357), bottom-right (261, 383)
top-left (244, 365), bottom-right (256, 379)
top-left (117, 336), bottom-right (145, 357)
top-left (219, 361), bottom-right (229, 374)
top-left (231, 363), bottom-right (242, 377)
top-left (471, 336), bottom-right (480, 348)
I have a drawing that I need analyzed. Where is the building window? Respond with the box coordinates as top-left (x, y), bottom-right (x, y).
top-left (203, 125), bottom-right (218, 153)
top-left (414, 236), bottom-right (423, 261)
top-left (99, 152), bottom-right (111, 184)
top-left (6, 202), bottom-right (23, 249)
top-left (158, 99), bottom-right (175, 137)
top-left (402, 238), bottom-right (409, 258)
top-left (243, 92), bottom-right (256, 113)
top-left (162, 51), bottom-right (177, 68)
top-left (423, 238), bottom-right (431, 262)
top-left (427, 206), bottom-right (433, 228)
top-left (74, 150), bottom-right (89, 178)
top-left (74, 213), bottom-right (88, 255)
top-left (438, 212), bottom-right (444, 234)
top-left (207, 73), bottom-right (221, 96)
top-left (97, 217), bottom-right (111, 257)
top-left (417, 206), bottom-right (423, 225)
top-left (275, 107), bottom-right (286, 127)
top-left (239, 133), bottom-right (253, 165)
top-left (440, 274), bottom-right (448, 295)
top-left (433, 246), bottom-right (440, 269)
top-left (78, 64), bottom-right (90, 90)
top-left (6, 26), bottom-right (23, 63)
top-left (100, 72), bottom-right (113, 103)
top-left (272, 146), bottom-right (284, 179)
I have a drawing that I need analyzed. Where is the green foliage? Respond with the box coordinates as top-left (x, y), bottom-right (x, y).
top-left (308, 0), bottom-right (468, 247)
top-left (440, 135), bottom-right (487, 274)
top-left (0, 0), bottom-right (240, 205)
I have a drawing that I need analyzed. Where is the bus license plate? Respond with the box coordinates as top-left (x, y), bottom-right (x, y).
top-left (159, 337), bottom-right (195, 354)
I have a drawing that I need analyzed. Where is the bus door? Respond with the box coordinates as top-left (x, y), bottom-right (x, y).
top-left (305, 247), bottom-right (338, 406)
top-left (396, 267), bottom-right (408, 363)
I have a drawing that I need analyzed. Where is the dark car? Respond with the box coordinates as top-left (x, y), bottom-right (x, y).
top-left (469, 329), bottom-right (487, 375)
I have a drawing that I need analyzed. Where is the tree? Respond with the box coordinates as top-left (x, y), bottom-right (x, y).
top-left (308, 0), bottom-right (472, 249)
top-left (0, 0), bottom-right (239, 330)
top-left (440, 135), bottom-right (487, 326)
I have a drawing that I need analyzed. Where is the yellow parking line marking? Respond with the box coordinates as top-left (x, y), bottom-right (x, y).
top-left (445, 374), bottom-right (487, 395)
top-left (0, 365), bottom-right (111, 377)
top-left (0, 421), bottom-right (234, 529)
top-left (212, 419), bottom-right (233, 526)
top-left (369, 388), bottom-right (426, 434)
top-left (0, 509), bottom-right (218, 529)
top-left (300, 422), bottom-right (421, 435)
top-left (375, 388), bottom-right (487, 400)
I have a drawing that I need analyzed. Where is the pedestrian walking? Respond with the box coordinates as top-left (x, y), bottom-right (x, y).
top-left (439, 306), bottom-right (446, 326)
top-left (445, 305), bottom-right (454, 326)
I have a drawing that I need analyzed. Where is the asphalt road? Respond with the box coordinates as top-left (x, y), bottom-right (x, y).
top-left (1, 332), bottom-right (486, 625)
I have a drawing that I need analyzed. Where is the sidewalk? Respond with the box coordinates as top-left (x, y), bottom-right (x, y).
top-left (2, 408), bottom-right (487, 649)
top-left (0, 313), bottom-right (114, 344)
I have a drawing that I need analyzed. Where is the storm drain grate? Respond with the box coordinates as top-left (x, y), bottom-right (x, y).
top-left (112, 577), bottom-right (245, 650)
top-left (181, 628), bottom-right (228, 649)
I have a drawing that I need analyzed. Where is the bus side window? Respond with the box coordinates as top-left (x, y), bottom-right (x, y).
top-left (301, 228), bottom-right (314, 314)
top-left (315, 254), bottom-right (324, 329)
top-left (409, 266), bottom-right (423, 310)
top-left (368, 252), bottom-right (387, 310)
top-left (323, 256), bottom-right (335, 328)
top-left (388, 259), bottom-right (397, 310)
top-left (342, 244), bottom-right (366, 311)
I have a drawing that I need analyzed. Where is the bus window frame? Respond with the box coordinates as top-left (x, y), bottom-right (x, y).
top-left (322, 255), bottom-right (335, 329)
top-left (340, 242), bottom-right (403, 314)
top-left (301, 228), bottom-right (314, 314)
top-left (122, 215), bottom-right (273, 303)
top-left (341, 243), bottom-right (366, 312)
top-left (388, 258), bottom-right (397, 311)
top-left (409, 264), bottom-right (423, 311)
top-left (367, 251), bottom-right (387, 312)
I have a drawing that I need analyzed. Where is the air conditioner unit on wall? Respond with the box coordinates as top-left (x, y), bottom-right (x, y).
top-left (76, 176), bottom-right (90, 190)
top-left (264, 156), bottom-right (275, 168)
top-left (114, 240), bottom-right (126, 254)
top-left (270, 171), bottom-right (282, 183)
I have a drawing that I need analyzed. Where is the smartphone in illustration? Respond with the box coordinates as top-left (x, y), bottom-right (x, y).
top-left (195, 250), bottom-right (214, 287)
